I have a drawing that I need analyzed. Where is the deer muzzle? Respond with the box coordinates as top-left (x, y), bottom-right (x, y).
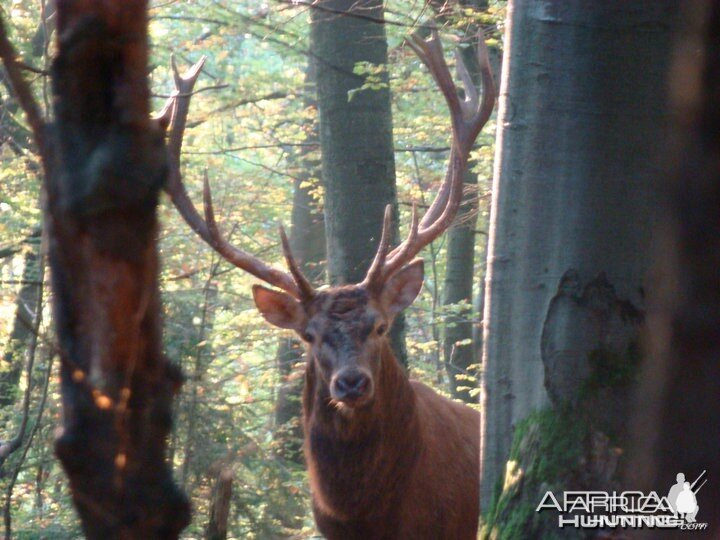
top-left (330, 368), bottom-right (373, 406)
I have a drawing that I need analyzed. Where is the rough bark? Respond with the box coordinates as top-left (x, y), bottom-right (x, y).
top-left (310, 0), bottom-right (407, 366)
top-left (480, 0), bottom-right (678, 506)
top-left (207, 467), bottom-right (233, 540)
top-left (0, 229), bottom-right (42, 408)
top-left (45, 1), bottom-right (189, 536)
top-left (629, 2), bottom-right (720, 536)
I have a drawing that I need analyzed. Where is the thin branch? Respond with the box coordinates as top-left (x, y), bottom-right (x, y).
top-left (16, 61), bottom-right (48, 76)
top-left (182, 142), bottom-right (488, 155)
top-left (0, 247), bottom-right (20, 260)
top-left (3, 348), bottom-right (54, 540)
top-left (0, 15), bottom-right (47, 158)
top-left (0, 250), bottom-right (44, 460)
top-left (275, 0), bottom-right (436, 30)
top-left (151, 15), bottom-right (230, 26)
top-left (152, 83), bottom-right (229, 99)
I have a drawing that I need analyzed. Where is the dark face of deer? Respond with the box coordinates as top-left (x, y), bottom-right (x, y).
top-left (252, 260), bottom-right (424, 408)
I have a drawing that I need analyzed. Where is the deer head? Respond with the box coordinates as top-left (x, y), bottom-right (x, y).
top-left (253, 220), bottom-right (425, 407)
top-left (163, 30), bottom-right (495, 408)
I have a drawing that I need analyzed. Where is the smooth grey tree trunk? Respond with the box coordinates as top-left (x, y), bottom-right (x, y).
top-left (480, 0), bottom-right (678, 506)
top-left (441, 36), bottom-right (486, 402)
top-left (310, 0), bottom-right (407, 366)
top-left (442, 167), bottom-right (478, 402)
top-left (274, 56), bottom-right (325, 463)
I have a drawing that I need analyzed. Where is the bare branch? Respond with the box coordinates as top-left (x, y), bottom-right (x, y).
top-left (0, 15), bottom-right (48, 160)
top-left (0, 251), bottom-right (44, 472)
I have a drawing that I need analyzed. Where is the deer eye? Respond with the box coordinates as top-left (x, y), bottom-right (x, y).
top-left (376, 323), bottom-right (387, 336)
top-left (301, 330), bottom-right (315, 343)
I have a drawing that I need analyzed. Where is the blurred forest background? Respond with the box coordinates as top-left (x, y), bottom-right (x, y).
top-left (0, 1), bottom-right (501, 537)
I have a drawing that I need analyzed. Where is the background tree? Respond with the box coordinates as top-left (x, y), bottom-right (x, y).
top-left (480, 0), bottom-right (679, 517)
top-left (273, 55), bottom-right (325, 464)
top-left (439, 0), bottom-right (495, 402)
top-left (310, 0), bottom-right (409, 365)
top-left (0, 228), bottom-right (41, 408)
top-left (2, 0), bottom-right (191, 536)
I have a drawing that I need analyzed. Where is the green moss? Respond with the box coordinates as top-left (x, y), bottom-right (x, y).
top-left (482, 501), bottom-right (538, 540)
top-left (513, 409), bottom-right (588, 483)
top-left (482, 339), bottom-right (639, 539)
top-left (482, 409), bottom-right (593, 540)
top-left (583, 340), bottom-right (641, 393)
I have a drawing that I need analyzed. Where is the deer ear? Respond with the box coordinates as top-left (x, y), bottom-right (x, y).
top-left (381, 259), bottom-right (424, 316)
top-left (252, 285), bottom-right (304, 330)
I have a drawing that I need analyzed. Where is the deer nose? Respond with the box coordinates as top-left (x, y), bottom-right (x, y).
top-left (333, 370), bottom-right (371, 403)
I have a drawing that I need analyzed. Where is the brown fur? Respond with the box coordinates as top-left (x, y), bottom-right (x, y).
top-left (303, 340), bottom-right (480, 540)
top-left (253, 267), bottom-right (480, 539)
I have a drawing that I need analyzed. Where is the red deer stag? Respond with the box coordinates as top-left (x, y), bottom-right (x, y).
top-left (163, 29), bottom-right (495, 540)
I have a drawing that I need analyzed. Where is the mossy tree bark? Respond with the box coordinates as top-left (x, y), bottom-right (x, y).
top-left (310, 0), bottom-right (407, 366)
top-left (480, 0), bottom-right (679, 508)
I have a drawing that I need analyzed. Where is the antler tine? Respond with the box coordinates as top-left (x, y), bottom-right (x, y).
top-left (164, 58), bottom-right (215, 243)
top-left (202, 170), bottom-right (220, 238)
top-left (377, 28), bottom-right (495, 280)
top-left (473, 33), bottom-right (497, 134)
top-left (363, 205), bottom-right (394, 291)
top-left (408, 30), bottom-right (463, 134)
top-left (196, 172), bottom-right (301, 297)
top-left (167, 55), bottom-right (206, 164)
top-left (402, 30), bottom-right (472, 234)
top-left (279, 225), bottom-right (315, 300)
top-left (163, 58), bottom-right (301, 298)
top-left (455, 49), bottom-right (478, 119)
top-left (383, 202), bottom-right (419, 274)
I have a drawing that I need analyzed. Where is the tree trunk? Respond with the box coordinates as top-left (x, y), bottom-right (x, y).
top-left (442, 39), bottom-right (484, 402)
top-left (46, 1), bottom-right (189, 536)
top-left (310, 0), bottom-right (407, 366)
top-left (273, 55), bottom-right (325, 463)
top-left (1, 229), bottom-right (42, 408)
top-left (629, 2), bottom-right (720, 536)
top-left (180, 281), bottom-right (218, 489)
top-left (274, 179), bottom-right (324, 461)
top-left (442, 168), bottom-right (479, 402)
top-left (480, 0), bottom-right (678, 507)
top-left (206, 467), bottom-right (233, 540)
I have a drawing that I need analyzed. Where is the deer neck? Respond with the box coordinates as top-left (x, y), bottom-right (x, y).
top-left (303, 341), bottom-right (421, 520)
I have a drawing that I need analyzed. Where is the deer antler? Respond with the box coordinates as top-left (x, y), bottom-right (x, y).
top-left (162, 57), bottom-right (311, 300)
top-left (363, 29), bottom-right (495, 292)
